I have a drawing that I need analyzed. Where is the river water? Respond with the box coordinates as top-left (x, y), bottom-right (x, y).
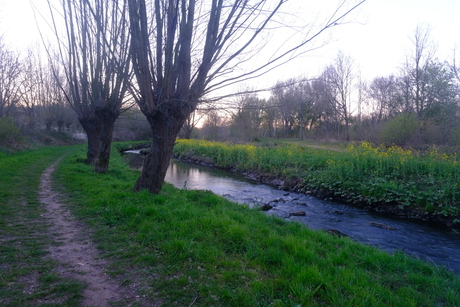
top-left (125, 152), bottom-right (460, 274)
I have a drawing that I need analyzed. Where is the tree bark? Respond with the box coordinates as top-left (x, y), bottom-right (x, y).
top-left (134, 110), bottom-right (185, 193)
top-left (79, 116), bottom-right (102, 165)
top-left (94, 108), bottom-right (119, 173)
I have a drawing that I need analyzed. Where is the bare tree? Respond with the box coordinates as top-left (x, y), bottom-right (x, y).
top-left (128, 0), bottom-right (366, 193)
top-left (295, 82), bottom-right (315, 140)
top-left (42, 59), bottom-right (74, 132)
top-left (366, 75), bottom-right (401, 125)
top-left (261, 99), bottom-right (277, 138)
top-left (0, 39), bottom-right (22, 118)
top-left (403, 24), bottom-right (437, 116)
top-left (451, 47), bottom-right (460, 84)
top-left (269, 78), bottom-right (315, 139)
top-left (181, 109), bottom-right (205, 139)
top-left (271, 79), bottom-right (298, 137)
top-left (229, 93), bottom-right (265, 141)
top-left (322, 52), bottom-right (355, 141)
top-left (18, 49), bottom-right (45, 131)
top-left (309, 78), bottom-right (335, 138)
top-left (202, 110), bottom-right (226, 141)
top-left (46, 0), bottom-right (131, 173)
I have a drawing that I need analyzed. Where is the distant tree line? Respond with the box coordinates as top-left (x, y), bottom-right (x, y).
top-left (0, 36), bottom-right (153, 145)
top-left (2, 17), bottom-right (458, 153)
top-left (0, 40), bottom-right (77, 146)
top-left (199, 25), bottom-right (460, 148)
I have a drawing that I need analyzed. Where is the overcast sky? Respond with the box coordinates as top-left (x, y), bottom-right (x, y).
top-left (1, 0), bottom-right (459, 84)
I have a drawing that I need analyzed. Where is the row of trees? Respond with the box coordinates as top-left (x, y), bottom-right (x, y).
top-left (0, 41), bottom-right (75, 134)
top-left (200, 25), bottom-right (460, 147)
top-left (0, 0), bottom-right (366, 193)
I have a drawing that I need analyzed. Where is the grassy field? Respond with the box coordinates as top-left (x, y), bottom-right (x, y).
top-left (1, 144), bottom-right (460, 306)
top-left (173, 139), bottom-right (460, 227)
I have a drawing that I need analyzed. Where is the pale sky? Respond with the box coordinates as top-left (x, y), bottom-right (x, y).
top-left (1, 0), bottom-right (459, 84)
top-left (329, 0), bottom-right (460, 79)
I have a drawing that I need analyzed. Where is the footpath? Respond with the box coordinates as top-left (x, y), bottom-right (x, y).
top-left (0, 152), bottom-right (149, 306)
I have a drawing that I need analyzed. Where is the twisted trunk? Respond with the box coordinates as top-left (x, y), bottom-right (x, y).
top-left (79, 116), bottom-right (102, 165)
top-left (94, 109), bottom-right (119, 173)
top-left (134, 110), bottom-right (186, 193)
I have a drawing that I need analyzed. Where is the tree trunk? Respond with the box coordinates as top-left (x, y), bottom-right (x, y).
top-left (94, 109), bottom-right (119, 173)
top-left (79, 116), bottom-right (102, 165)
top-left (45, 120), bottom-right (52, 130)
top-left (57, 120), bottom-right (64, 132)
top-left (345, 118), bottom-right (350, 141)
top-left (183, 125), bottom-right (193, 139)
top-left (134, 112), bottom-right (185, 193)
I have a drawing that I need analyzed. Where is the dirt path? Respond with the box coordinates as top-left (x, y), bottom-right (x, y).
top-left (38, 159), bottom-right (141, 307)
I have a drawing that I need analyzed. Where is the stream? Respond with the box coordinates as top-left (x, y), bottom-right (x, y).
top-left (124, 152), bottom-right (460, 274)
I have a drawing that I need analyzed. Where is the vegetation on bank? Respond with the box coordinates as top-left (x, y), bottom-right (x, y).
top-left (173, 139), bottom-right (460, 226)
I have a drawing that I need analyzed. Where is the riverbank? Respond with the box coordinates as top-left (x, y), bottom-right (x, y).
top-left (172, 139), bottom-right (460, 230)
top-left (2, 145), bottom-right (460, 306)
top-left (56, 146), bottom-right (460, 305)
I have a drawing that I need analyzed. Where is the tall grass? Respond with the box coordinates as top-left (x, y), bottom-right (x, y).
top-left (173, 140), bottom-right (460, 221)
top-left (52, 144), bottom-right (460, 306)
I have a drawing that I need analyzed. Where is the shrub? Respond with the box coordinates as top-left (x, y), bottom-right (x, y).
top-left (0, 117), bottom-right (22, 149)
top-left (380, 113), bottom-right (419, 146)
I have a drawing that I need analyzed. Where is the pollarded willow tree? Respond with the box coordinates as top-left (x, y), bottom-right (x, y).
top-left (46, 0), bottom-right (132, 173)
top-left (128, 0), bottom-right (366, 193)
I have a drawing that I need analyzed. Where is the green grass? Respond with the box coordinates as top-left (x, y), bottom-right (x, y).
top-left (50, 144), bottom-right (460, 306)
top-left (0, 147), bottom-right (84, 307)
top-left (2, 144), bottom-right (460, 306)
top-left (173, 139), bottom-right (460, 223)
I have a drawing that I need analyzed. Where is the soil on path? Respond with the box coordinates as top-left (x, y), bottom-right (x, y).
top-left (39, 158), bottom-right (148, 307)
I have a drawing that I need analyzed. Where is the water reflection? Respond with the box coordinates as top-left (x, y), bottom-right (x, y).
top-left (166, 161), bottom-right (262, 192)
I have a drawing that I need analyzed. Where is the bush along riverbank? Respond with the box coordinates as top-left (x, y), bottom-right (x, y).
top-left (172, 140), bottom-right (460, 229)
